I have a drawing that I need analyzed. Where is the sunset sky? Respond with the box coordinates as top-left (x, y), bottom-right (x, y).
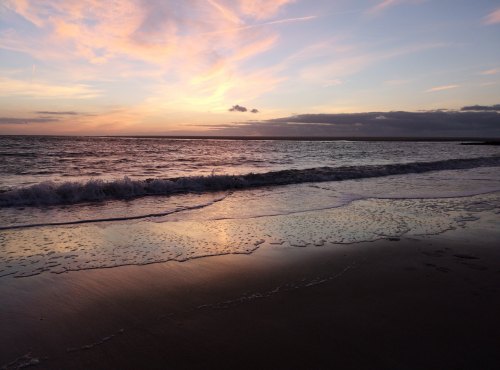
top-left (0, 0), bottom-right (499, 136)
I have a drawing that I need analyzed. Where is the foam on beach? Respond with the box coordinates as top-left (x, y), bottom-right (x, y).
top-left (0, 192), bottom-right (498, 279)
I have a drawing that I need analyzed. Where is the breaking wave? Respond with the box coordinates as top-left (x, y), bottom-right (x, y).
top-left (1, 156), bottom-right (499, 207)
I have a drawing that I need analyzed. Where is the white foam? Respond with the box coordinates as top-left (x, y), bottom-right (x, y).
top-left (1, 192), bottom-right (498, 279)
top-left (1, 156), bottom-right (499, 207)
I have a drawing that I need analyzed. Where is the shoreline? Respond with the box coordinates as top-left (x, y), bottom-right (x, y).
top-left (1, 213), bottom-right (499, 369)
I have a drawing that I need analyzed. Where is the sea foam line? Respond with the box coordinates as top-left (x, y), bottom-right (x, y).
top-left (0, 194), bottom-right (228, 231)
top-left (1, 156), bottom-right (499, 207)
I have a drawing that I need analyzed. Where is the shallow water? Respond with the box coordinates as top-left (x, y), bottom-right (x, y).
top-left (1, 187), bottom-right (498, 278)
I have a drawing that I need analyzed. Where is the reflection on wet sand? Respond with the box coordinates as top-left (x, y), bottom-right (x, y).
top-left (1, 192), bottom-right (498, 278)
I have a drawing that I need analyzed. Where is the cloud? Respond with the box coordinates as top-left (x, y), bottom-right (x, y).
top-left (238, 0), bottom-right (294, 20)
top-left (205, 15), bottom-right (317, 36)
top-left (297, 41), bottom-right (446, 87)
top-left (34, 111), bottom-right (80, 115)
top-left (229, 105), bottom-right (260, 113)
top-left (1, 0), bottom-right (304, 118)
top-left (1, 1), bottom-right (292, 67)
top-left (229, 104), bottom-right (248, 112)
top-left (365, 0), bottom-right (426, 16)
top-left (208, 107), bottom-right (500, 137)
top-left (367, 0), bottom-right (400, 15)
top-left (484, 8), bottom-right (500, 25)
top-left (480, 82), bottom-right (498, 87)
top-left (384, 79), bottom-right (412, 85)
top-left (0, 117), bottom-right (59, 125)
top-left (207, 0), bottom-right (242, 24)
top-left (425, 84), bottom-right (459, 93)
top-left (324, 79), bottom-right (343, 87)
top-left (461, 104), bottom-right (500, 112)
top-left (479, 68), bottom-right (499, 75)
top-left (0, 77), bottom-right (100, 99)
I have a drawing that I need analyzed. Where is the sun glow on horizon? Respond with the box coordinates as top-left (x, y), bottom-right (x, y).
top-left (0, 0), bottom-right (499, 135)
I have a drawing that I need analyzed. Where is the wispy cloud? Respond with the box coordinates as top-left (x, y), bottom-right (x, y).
top-left (1, 0), bottom-right (499, 135)
top-left (203, 15), bottom-right (317, 36)
top-left (367, 0), bottom-right (400, 15)
top-left (324, 79), bottom-right (343, 87)
top-left (1, 0), bottom-right (297, 113)
top-left (366, 0), bottom-right (425, 16)
top-left (0, 77), bottom-right (100, 99)
top-left (207, 0), bottom-right (242, 24)
top-left (299, 42), bottom-right (445, 86)
top-left (238, 0), bottom-right (294, 20)
top-left (384, 79), bottom-right (412, 85)
top-left (479, 68), bottom-right (499, 75)
top-left (2, 1), bottom-right (295, 67)
top-left (425, 85), bottom-right (459, 93)
top-left (483, 8), bottom-right (500, 25)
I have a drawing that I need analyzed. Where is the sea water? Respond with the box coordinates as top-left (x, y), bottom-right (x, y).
top-left (0, 136), bottom-right (499, 278)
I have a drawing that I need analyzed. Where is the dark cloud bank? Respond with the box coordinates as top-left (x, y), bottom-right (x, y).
top-left (0, 111), bottom-right (85, 125)
top-left (0, 117), bottom-right (57, 125)
top-left (215, 104), bottom-right (500, 138)
top-left (1, 106), bottom-right (498, 138)
top-left (460, 104), bottom-right (500, 112)
top-left (35, 111), bottom-right (79, 115)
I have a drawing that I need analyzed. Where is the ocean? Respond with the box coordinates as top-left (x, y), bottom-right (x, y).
top-left (0, 136), bottom-right (499, 278)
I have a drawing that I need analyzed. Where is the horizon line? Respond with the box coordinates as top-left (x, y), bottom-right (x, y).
top-left (1, 134), bottom-right (499, 142)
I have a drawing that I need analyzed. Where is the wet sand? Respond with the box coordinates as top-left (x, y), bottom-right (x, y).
top-left (1, 213), bottom-right (499, 370)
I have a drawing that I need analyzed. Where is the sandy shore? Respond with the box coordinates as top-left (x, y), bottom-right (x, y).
top-left (1, 213), bottom-right (499, 370)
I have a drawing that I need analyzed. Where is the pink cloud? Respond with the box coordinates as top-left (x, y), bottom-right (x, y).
top-left (208, 0), bottom-right (242, 24)
top-left (480, 68), bottom-right (499, 75)
top-left (1, 0), bottom-right (302, 131)
top-left (0, 77), bottom-right (100, 99)
top-left (238, 0), bottom-right (294, 20)
top-left (484, 8), bottom-right (500, 25)
top-left (425, 85), bottom-right (459, 93)
top-left (3, 0), bottom-right (291, 67)
top-left (2, 0), bottom-right (292, 96)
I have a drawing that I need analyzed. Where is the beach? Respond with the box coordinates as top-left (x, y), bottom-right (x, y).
top-left (0, 137), bottom-right (499, 369)
top-left (2, 0), bottom-right (500, 368)
top-left (1, 193), bottom-right (499, 369)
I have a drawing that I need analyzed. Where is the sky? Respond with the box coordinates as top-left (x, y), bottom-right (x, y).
top-left (0, 0), bottom-right (499, 136)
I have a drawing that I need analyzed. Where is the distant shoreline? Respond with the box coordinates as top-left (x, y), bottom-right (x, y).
top-left (460, 140), bottom-right (500, 146)
top-left (1, 134), bottom-right (499, 142)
